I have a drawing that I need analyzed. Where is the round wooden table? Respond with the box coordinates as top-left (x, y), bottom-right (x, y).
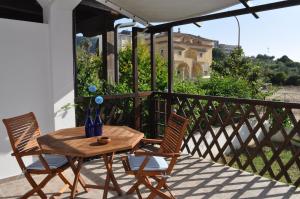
top-left (37, 125), bottom-right (144, 199)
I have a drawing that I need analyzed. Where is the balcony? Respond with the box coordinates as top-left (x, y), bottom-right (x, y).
top-left (1, 154), bottom-right (299, 198)
top-left (1, 1), bottom-right (300, 198)
top-left (53, 91), bottom-right (298, 196)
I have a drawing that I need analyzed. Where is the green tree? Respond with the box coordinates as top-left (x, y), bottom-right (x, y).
top-left (118, 43), bottom-right (168, 92)
top-left (212, 48), bottom-right (226, 62)
top-left (212, 48), bottom-right (261, 81)
top-left (76, 47), bottom-right (102, 96)
top-left (76, 40), bottom-right (270, 100)
top-left (270, 72), bottom-right (287, 85)
top-left (202, 75), bottom-right (253, 98)
top-left (211, 48), bottom-right (264, 98)
top-left (76, 41), bottom-right (168, 95)
top-left (276, 55), bottom-right (293, 65)
top-left (256, 54), bottom-right (275, 62)
top-left (285, 75), bottom-right (300, 86)
top-left (173, 78), bottom-right (205, 95)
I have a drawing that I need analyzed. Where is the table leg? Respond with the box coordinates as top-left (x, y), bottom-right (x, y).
top-left (102, 153), bottom-right (122, 199)
top-left (67, 157), bottom-right (89, 199)
top-left (67, 157), bottom-right (88, 192)
top-left (70, 158), bottom-right (83, 198)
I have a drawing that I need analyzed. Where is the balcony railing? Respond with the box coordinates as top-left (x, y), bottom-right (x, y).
top-left (75, 91), bottom-right (153, 135)
top-left (75, 91), bottom-right (300, 187)
top-left (153, 92), bottom-right (300, 187)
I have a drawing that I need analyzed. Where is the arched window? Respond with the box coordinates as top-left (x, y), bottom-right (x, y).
top-left (192, 63), bottom-right (203, 79)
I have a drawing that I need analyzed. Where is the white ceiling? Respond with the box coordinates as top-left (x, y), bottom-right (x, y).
top-left (108, 0), bottom-right (240, 23)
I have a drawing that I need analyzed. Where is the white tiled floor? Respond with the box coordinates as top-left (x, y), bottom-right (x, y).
top-left (0, 154), bottom-right (299, 199)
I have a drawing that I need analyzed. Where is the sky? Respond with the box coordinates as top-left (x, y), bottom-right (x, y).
top-left (115, 0), bottom-right (300, 62)
top-left (174, 0), bottom-right (300, 62)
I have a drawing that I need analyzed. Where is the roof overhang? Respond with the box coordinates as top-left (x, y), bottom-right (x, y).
top-left (95, 0), bottom-right (300, 33)
top-left (96, 0), bottom-right (240, 25)
top-left (149, 0), bottom-right (300, 32)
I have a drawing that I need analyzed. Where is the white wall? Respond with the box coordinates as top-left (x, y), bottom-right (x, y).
top-left (0, 18), bottom-right (53, 179)
top-left (45, 0), bottom-right (80, 130)
top-left (0, 0), bottom-right (80, 180)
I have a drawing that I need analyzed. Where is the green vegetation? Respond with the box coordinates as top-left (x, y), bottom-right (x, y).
top-left (211, 48), bottom-right (267, 99)
top-left (76, 41), bottom-right (168, 95)
top-left (202, 75), bottom-right (253, 98)
top-left (77, 36), bottom-right (300, 98)
top-left (228, 147), bottom-right (299, 185)
top-left (253, 54), bottom-right (300, 86)
top-left (118, 44), bottom-right (168, 92)
top-left (76, 37), bottom-right (300, 186)
top-left (76, 39), bottom-right (268, 100)
top-left (76, 47), bottom-right (102, 96)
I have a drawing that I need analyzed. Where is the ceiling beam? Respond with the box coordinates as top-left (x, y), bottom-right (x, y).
top-left (0, 5), bottom-right (41, 16)
top-left (148, 0), bottom-right (300, 33)
top-left (239, 0), bottom-right (259, 19)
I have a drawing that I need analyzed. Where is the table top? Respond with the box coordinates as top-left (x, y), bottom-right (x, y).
top-left (37, 126), bottom-right (144, 158)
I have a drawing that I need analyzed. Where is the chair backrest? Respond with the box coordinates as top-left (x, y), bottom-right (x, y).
top-left (2, 112), bottom-right (41, 155)
top-left (159, 113), bottom-right (189, 154)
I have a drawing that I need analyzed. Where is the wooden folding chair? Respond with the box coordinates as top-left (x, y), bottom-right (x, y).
top-left (2, 112), bottom-right (74, 199)
top-left (122, 112), bottom-right (189, 199)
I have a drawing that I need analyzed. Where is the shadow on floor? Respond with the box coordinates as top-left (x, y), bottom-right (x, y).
top-left (0, 154), bottom-right (299, 199)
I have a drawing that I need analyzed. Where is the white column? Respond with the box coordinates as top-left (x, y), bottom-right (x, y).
top-left (38, 0), bottom-right (81, 130)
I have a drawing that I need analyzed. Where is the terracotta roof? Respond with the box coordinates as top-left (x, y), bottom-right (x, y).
top-left (174, 46), bottom-right (185, 50)
top-left (154, 32), bottom-right (214, 42)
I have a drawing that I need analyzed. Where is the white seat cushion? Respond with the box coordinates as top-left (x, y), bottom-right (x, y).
top-left (128, 154), bottom-right (168, 171)
top-left (27, 155), bottom-right (68, 170)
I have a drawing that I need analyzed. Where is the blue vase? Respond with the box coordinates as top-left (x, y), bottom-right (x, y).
top-left (94, 108), bottom-right (103, 136)
top-left (85, 108), bottom-right (94, 138)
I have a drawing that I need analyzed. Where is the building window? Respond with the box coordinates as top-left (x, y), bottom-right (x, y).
top-left (178, 51), bottom-right (182, 56)
top-left (199, 52), bottom-right (203, 57)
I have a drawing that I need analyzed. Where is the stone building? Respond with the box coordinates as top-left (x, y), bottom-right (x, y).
top-left (146, 31), bottom-right (214, 80)
top-left (214, 40), bottom-right (238, 55)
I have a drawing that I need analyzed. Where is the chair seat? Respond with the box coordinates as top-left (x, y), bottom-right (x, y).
top-left (128, 154), bottom-right (168, 171)
top-left (27, 155), bottom-right (68, 170)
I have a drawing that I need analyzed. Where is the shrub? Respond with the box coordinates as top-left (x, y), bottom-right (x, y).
top-left (270, 72), bottom-right (287, 85)
top-left (76, 47), bottom-right (102, 96)
top-left (285, 75), bottom-right (300, 86)
top-left (118, 44), bottom-right (168, 92)
top-left (174, 78), bottom-right (205, 95)
top-left (201, 75), bottom-right (253, 98)
top-left (76, 42), bottom-right (269, 100)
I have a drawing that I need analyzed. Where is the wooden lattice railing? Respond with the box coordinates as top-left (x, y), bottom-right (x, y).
top-left (75, 92), bottom-right (153, 134)
top-left (75, 91), bottom-right (300, 186)
top-left (153, 92), bottom-right (300, 187)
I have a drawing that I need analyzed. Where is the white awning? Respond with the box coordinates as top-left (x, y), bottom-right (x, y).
top-left (97, 0), bottom-right (240, 25)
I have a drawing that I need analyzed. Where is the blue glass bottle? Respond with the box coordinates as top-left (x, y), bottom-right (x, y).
top-left (94, 108), bottom-right (103, 136)
top-left (84, 108), bottom-right (94, 137)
